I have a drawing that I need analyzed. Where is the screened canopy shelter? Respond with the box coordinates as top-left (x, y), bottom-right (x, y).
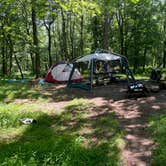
top-left (67, 50), bottom-right (135, 91)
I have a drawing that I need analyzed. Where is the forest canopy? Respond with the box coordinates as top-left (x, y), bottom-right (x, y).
top-left (0, 0), bottom-right (165, 78)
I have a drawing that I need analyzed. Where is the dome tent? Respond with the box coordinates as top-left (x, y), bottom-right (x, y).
top-left (45, 62), bottom-right (82, 83)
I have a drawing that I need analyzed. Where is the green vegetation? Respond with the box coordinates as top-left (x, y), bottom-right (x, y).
top-left (0, 81), bottom-right (49, 102)
top-left (0, 0), bottom-right (165, 78)
top-left (0, 83), bottom-right (124, 166)
top-left (149, 113), bottom-right (166, 166)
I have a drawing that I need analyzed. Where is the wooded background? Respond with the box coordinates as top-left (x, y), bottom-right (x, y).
top-left (0, 0), bottom-right (165, 78)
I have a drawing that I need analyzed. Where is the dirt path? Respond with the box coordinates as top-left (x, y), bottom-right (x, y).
top-left (111, 97), bottom-right (156, 166)
top-left (42, 84), bottom-right (166, 165)
top-left (91, 91), bottom-right (166, 166)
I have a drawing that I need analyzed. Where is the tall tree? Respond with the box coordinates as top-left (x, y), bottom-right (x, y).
top-left (31, 0), bottom-right (40, 78)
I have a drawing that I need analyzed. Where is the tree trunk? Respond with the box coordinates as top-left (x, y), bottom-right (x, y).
top-left (30, 53), bottom-right (35, 74)
top-left (79, 15), bottom-right (84, 55)
top-left (14, 53), bottom-right (24, 79)
top-left (92, 16), bottom-right (100, 50)
top-left (32, 0), bottom-right (40, 78)
top-left (163, 20), bottom-right (166, 68)
top-left (70, 14), bottom-right (75, 59)
top-left (163, 41), bottom-right (166, 68)
top-left (48, 24), bottom-right (52, 67)
top-left (44, 19), bottom-right (53, 68)
top-left (142, 46), bottom-right (147, 72)
top-left (2, 44), bottom-right (7, 76)
top-left (103, 12), bottom-right (110, 50)
top-left (1, 28), bottom-right (7, 76)
top-left (61, 9), bottom-right (68, 60)
top-left (116, 10), bottom-right (124, 55)
top-left (7, 35), bottom-right (13, 75)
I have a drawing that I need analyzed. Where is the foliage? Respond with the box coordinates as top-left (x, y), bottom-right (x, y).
top-left (0, 0), bottom-right (166, 78)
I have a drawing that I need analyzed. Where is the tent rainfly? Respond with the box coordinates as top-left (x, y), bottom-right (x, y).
top-left (76, 52), bottom-right (121, 62)
top-left (45, 62), bottom-right (82, 83)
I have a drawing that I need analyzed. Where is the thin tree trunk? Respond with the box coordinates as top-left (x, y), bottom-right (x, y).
top-left (7, 35), bottom-right (13, 75)
top-left (48, 24), bottom-right (52, 67)
top-left (14, 53), bottom-right (24, 79)
top-left (70, 14), bottom-right (75, 59)
top-left (103, 12), bottom-right (110, 50)
top-left (32, 0), bottom-right (40, 78)
top-left (116, 10), bottom-right (124, 55)
top-left (163, 20), bottom-right (166, 68)
top-left (30, 53), bottom-right (35, 74)
top-left (2, 44), bottom-right (7, 76)
top-left (80, 15), bottom-right (84, 55)
top-left (1, 27), bottom-right (7, 76)
top-left (61, 9), bottom-right (67, 60)
top-left (142, 46), bottom-right (147, 72)
top-left (163, 41), bottom-right (166, 68)
top-left (43, 19), bottom-right (53, 67)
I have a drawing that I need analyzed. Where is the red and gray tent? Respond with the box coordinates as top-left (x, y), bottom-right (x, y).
top-left (45, 62), bottom-right (82, 83)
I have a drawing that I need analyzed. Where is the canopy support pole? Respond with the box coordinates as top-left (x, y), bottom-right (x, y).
top-left (90, 59), bottom-right (94, 90)
top-left (67, 63), bottom-right (76, 87)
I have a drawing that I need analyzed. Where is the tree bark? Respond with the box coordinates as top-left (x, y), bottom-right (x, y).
top-left (44, 20), bottom-right (53, 68)
top-left (163, 20), bottom-right (166, 68)
top-left (69, 14), bottom-right (75, 59)
top-left (142, 46), bottom-right (147, 72)
top-left (7, 34), bottom-right (13, 75)
top-left (14, 53), bottom-right (24, 79)
top-left (1, 28), bottom-right (7, 76)
top-left (79, 15), bottom-right (84, 55)
top-left (61, 9), bottom-right (68, 60)
top-left (32, 0), bottom-right (40, 78)
top-left (2, 44), bottom-right (7, 76)
top-left (116, 10), bottom-right (124, 55)
top-left (48, 24), bottom-right (52, 67)
top-left (163, 41), bottom-right (166, 68)
top-left (103, 12), bottom-right (110, 50)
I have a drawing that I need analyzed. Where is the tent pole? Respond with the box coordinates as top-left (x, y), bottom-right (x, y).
top-left (90, 59), bottom-right (94, 90)
top-left (67, 63), bottom-right (76, 87)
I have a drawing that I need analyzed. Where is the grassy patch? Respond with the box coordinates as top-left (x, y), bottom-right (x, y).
top-left (134, 74), bottom-right (149, 80)
top-left (0, 99), bottom-right (124, 166)
top-left (0, 81), bottom-right (49, 102)
top-left (0, 82), bottom-right (124, 165)
top-left (149, 113), bottom-right (166, 165)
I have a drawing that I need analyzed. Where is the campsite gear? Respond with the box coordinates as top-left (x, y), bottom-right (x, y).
top-left (68, 49), bottom-right (148, 96)
top-left (160, 80), bottom-right (166, 89)
top-left (68, 50), bottom-right (135, 90)
top-left (20, 118), bottom-right (37, 124)
top-left (39, 79), bottom-right (53, 85)
top-left (68, 50), bottom-right (124, 90)
top-left (3, 79), bottom-right (31, 83)
top-left (150, 68), bottom-right (161, 82)
top-left (45, 62), bottom-right (82, 83)
top-left (127, 81), bottom-right (149, 97)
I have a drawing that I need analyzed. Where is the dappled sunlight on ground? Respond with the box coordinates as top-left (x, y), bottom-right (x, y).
top-left (1, 82), bottom-right (166, 165)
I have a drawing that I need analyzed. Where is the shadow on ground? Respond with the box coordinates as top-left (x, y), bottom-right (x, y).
top-left (105, 92), bottom-right (166, 166)
top-left (0, 103), bottom-right (124, 166)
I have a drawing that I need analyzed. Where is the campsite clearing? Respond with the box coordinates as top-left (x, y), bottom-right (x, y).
top-left (0, 82), bottom-right (166, 165)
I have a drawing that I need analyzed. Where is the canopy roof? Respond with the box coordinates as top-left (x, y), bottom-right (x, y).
top-left (76, 52), bottom-right (121, 62)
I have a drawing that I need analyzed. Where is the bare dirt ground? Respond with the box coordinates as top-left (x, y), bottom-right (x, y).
top-left (42, 83), bottom-right (166, 166)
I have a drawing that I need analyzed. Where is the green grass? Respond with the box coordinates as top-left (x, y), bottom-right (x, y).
top-left (0, 83), bottom-right (124, 166)
top-left (0, 81), bottom-right (49, 102)
top-left (149, 113), bottom-right (166, 166)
